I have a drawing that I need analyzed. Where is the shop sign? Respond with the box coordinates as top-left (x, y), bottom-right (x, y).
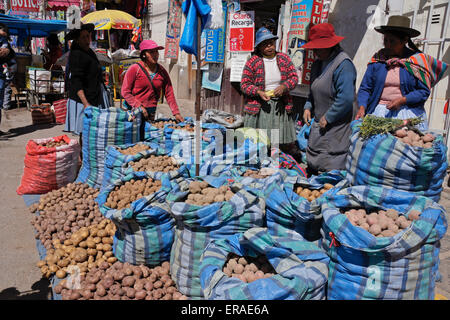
top-left (10, 0), bottom-right (39, 12)
top-left (203, 1), bottom-right (227, 63)
top-left (229, 11), bottom-right (254, 52)
top-left (287, 0), bottom-right (330, 87)
top-left (164, 0), bottom-right (183, 60)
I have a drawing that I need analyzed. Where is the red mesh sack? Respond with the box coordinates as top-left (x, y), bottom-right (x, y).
top-left (16, 135), bottom-right (81, 195)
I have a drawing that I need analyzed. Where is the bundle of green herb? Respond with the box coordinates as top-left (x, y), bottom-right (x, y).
top-left (358, 115), bottom-right (423, 139)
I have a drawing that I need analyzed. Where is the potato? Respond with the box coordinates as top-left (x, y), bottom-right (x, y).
top-left (408, 210), bottom-right (421, 221)
top-left (233, 264), bottom-right (245, 274)
top-left (381, 230), bottom-right (396, 237)
top-left (385, 209), bottom-right (399, 220)
top-left (422, 133), bottom-right (434, 143)
top-left (368, 224), bottom-right (381, 236)
top-left (367, 215), bottom-right (378, 226)
top-left (395, 128), bottom-right (407, 138)
top-left (135, 290), bottom-right (147, 300)
top-left (122, 276), bottom-right (136, 287)
top-left (56, 269), bottom-right (67, 279)
top-left (238, 257), bottom-right (248, 266)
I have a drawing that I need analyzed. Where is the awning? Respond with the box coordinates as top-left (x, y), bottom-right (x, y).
top-left (47, 0), bottom-right (81, 11)
top-left (0, 14), bottom-right (67, 45)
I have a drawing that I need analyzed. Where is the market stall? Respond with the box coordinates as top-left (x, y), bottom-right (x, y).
top-left (0, 14), bottom-right (67, 108)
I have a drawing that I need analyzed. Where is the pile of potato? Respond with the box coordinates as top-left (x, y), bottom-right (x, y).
top-left (36, 219), bottom-right (117, 279)
top-left (185, 181), bottom-right (235, 205)
top-left (295, 183), bottom-right (334, 202)
top-left (222, 253), bottom-right (276, 283)
top-left (168, 124), bottom-right (205, 133)
top-left (55, 261), bottom-right (188, 300)
top-left (118, 143), bottom-right (152, 155)
top-left (30, 183), bottom-right (103, 250)
top-left (105, 178), bottom-right (162, 210)
top-left (38, 140), bottom-right (68, 148)
top-left (342, 208), bottom-right (421, 237)
top-left (151, 119), bottom-right (177, 129)
top-left (128, 155), bottom-right (180, 173)
top-left (394, 127), bottom-right (435, 148)
top-left (242, 168), bottom-right (275, 179)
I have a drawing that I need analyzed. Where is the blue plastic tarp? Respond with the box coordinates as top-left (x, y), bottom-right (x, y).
top-left (0, 14), bottom-right (67, 44)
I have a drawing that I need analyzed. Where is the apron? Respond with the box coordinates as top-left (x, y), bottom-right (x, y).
top-left (306, 51), bottom-right (356, 173)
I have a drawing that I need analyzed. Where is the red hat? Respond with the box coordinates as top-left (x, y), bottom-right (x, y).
top-left (139, 40), bottom-right (164, 51)
top-left (301, 23), bottom-right (345, 49)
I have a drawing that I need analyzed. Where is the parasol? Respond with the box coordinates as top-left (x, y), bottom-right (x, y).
top-left (80, 9), bottom-right (141, 30)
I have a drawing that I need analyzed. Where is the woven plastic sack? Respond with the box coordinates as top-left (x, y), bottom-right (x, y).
top-left (143, 117), bottom-right (194, 144)
top-left (164, 122), bottom-right (226, 154)
top-left (166, 176), bottom-right (266, 299)
top-left (101, 142), bottom-right (188, 191)
top-left (345, 120), bottom-right (448, 202)
top-left (76, 107), bottom-right (143, 189)
top-left (17, 135), bottom-right (80, 195)
top-left (320, 185), bottom-right (448, 300)
top-left (52, 99), bottom-right (67, 124)
top-left (200, 227), bottom-right (329, 300)
top-left (96, 172), bottom-right (175, 266)
top-left (265, 170), bottom-right (348, 241)
top-left (201, 108), bottom-right (244, 129)
top-left (31, 104), bottom-right (55, 125)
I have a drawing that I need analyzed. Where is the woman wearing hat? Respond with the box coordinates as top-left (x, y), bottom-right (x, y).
top-left (240, 27), bottom-right (300, 159)
top-left (65, 23), bottom-right (109, 135)
top-left (121, 40), bottom-right (184, 122)
top-left (301, 23), bottom-right (357, 176)
top-left (356, 15), bottom-right (448, 131)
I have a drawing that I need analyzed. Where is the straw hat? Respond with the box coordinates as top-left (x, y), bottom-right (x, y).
top-left (375, 15), bottom-right (420, 38)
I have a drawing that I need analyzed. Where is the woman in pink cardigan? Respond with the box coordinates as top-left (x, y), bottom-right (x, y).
top-left (121, 40), bottom-right (184, 122)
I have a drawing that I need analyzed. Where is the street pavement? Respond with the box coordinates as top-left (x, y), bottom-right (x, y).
top-left (0, 101), bottom-right (448, 300)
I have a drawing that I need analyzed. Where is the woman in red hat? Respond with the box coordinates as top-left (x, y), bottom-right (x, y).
top-left (121, 39), bottom-right (184, 122)
top-left (356, 16), bottom-right (447, 131)
top-left (301, 23), bottom-right (357, 176)
top-left (240, 27), bottom-right (301, 160)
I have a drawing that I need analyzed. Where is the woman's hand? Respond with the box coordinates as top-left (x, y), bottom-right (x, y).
top-left (257, 90), bottom-right (271, 102)
top-left (174, 113), bottom-right (184, 123)
top-left (273, 84), bottom-right (287, 97)
top-left (140, 106), bottom-right (149, 120)
top-left (355, 106), bottom-right (365, 120)
top-left (386, 97), bottom-right (407, 110)
top-left (319, 115), bottom-right (328, 129)
top-left (303, 109), bottom-right (312, 125)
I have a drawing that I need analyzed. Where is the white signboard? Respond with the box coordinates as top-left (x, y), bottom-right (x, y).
top-left (229, 52), bottom-right (251, 82)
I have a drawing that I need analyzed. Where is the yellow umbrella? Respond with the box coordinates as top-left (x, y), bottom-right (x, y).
top-left (80, 9), bottom-right (141, 30)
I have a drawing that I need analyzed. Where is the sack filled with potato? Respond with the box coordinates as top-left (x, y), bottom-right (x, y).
top-left (163, 121), bottom-right (226, 155)
top-left (200, 227), bottom-right (329, 300)
top-left (346, 120), bottom-right (448, 202)
top-left (320, 185), bottom-right (447, 300)
top-left (265, 170), bottom-right (348, 241)
top-left (143, 117), bottom-right (193, 144)
top-left (17, 135), bottom-right (80, 195)
top-left (166, 176), bottom-right (266, 299)
top-left (102, 142), bottom-right (188, 192)
top-left (76, 107), bottom-right (144, 189)
top-left (96, 171), bottom-right (175, 266)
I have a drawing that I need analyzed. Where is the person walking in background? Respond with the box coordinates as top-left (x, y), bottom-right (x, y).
top-left (65, 23), bottom-right (109, 136)
top-left (302, 23), bottom-right (357, 176)
top-left (356, 15), bottom-right (448, 131)
top-left (0, 23), bottom-right (15, 135)
top-left (43, 33), bottom-right (63, 71)
top-left (121, 39), bottom-right (184, 122)
top-left (240, 27), bottom-right (302, 161)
